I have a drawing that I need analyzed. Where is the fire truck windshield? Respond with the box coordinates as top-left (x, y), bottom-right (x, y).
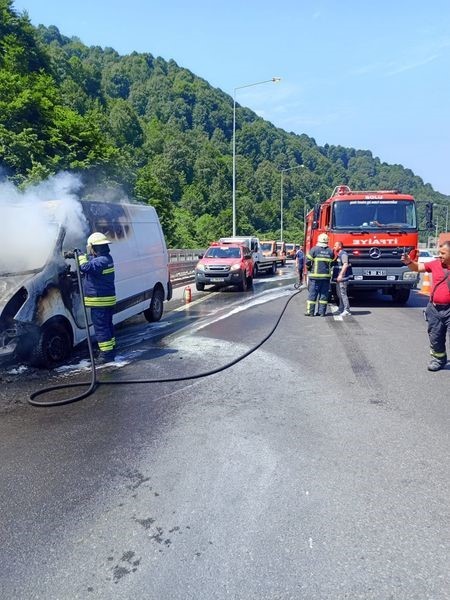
top-left (332, 200), bottom-right (417, 230)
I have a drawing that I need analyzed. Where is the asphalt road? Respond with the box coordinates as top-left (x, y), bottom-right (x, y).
top-left (0, 267), bottom-right (449, 600)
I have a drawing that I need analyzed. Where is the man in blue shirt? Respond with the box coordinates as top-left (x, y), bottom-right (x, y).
top-left (295, 246), bottom-right (305, 287)
top-left (332, 241), bottom-right (352, 316)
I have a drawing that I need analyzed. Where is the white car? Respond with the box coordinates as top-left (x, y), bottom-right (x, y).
top-left (418, 250), bottom-right (436, 263)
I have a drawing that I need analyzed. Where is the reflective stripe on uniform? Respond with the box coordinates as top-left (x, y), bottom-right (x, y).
top-left (307, 255), bottom-right (333, 278)
top-left (102, 267), bottom-right (115, 275)
top-left (98, 338), bottom-right (115, 352)
top-left (78, 254), bottom-right (88, 266)
top-left (84, 295), bottom-right (116, 307)
top-left (430, 349), bottom-right (447, 358)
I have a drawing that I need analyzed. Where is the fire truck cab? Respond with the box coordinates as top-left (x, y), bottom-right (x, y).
top-left (304, 185), bottom-right (420, 304)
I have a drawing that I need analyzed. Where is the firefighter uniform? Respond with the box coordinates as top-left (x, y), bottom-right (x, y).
top-left (78, 234), bottom-right (116, 361)
top-left (305, 234), bottom-right (334, 316)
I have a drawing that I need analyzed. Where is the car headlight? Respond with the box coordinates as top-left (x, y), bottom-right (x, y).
top-left (230, 263), bottom-right (241, 271)
top-left (403, 271), bottom-right (418, 280)
top-left (196, 263), bottom-right (205, 272)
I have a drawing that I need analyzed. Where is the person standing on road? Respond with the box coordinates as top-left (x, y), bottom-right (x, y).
top-left (305, 233), bottom-right (334, 317)
top-left (65, 232), bottom-right (116, 364)
top-left (402, 241), bottom-right (450, 372)
top-left (295, 245), bottom-right (305, 287)
top-left (332, 241), bottom-right (353, 316)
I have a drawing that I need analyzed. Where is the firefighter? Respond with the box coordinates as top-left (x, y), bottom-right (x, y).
top-left (402, 241), bottom-right (450, 371)
top-left (305, 233), bottom-right (334, 316)
top-left (65, 232), bottom-right (116, 364)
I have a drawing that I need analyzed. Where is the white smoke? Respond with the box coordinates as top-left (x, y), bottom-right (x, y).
top-left (0, 173), bottom-right (89, 275)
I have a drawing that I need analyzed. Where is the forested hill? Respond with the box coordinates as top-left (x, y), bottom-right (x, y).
top-left (1, 0), bottom-right (448, 246)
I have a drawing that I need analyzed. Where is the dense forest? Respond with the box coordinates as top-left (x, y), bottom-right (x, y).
top-left (1, 0), bottom-right (449, 246)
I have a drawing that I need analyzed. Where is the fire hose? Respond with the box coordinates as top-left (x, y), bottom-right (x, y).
top-left (28, 251), bottom-right (304, 407)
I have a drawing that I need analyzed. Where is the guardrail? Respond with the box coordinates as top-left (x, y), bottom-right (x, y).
top-left (168, 248), bottom-right (204, 287)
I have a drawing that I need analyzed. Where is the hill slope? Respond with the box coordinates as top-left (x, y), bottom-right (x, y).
top-left (0, 0), bottom-right (448, 245)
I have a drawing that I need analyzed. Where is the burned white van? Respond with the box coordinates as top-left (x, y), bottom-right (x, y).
top-left (0, 199), bottom-right (172, 367)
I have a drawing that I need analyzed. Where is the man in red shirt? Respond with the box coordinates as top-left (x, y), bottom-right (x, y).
top-left (402, 241), bottom-right (450, 371)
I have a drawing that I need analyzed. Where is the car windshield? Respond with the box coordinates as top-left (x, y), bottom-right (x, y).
top-left (0, 204), bottom-right (60, 275)
top-left (205, 246), bottom-right (241, 259)
top-left (332, 200), bottom-right (417, 230)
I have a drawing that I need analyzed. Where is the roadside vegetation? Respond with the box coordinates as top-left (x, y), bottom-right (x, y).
top-left (1, 0), bottom-right (448, 247)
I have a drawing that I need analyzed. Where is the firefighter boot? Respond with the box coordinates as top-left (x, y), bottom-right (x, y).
top-left (96, 350), bottom-right (116, 365)
top-left (427, 356), bottom-right (447, 372)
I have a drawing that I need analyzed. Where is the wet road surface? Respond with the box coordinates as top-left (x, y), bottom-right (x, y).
top-left (0, 265), bottom-right (449, 599)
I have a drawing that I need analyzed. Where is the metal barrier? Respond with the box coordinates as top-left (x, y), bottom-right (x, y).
top-left (168, 249), bottom-right (204, 287)
top-left (169, 249), bottom-right (204, 262)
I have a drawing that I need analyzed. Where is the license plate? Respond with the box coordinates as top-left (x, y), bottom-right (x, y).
top-left (363, 269), bottom-right (386, 276)
top-left (210, 277), bottom-right (225, 282)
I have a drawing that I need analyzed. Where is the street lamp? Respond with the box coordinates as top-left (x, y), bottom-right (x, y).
top-left (232, 77), bottom-right (281, 236)
top-left (280, 164), bottom-right (304, 241)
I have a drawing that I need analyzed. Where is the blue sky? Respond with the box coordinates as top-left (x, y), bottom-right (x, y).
top-left (13, 0), bottom-right (450, 195)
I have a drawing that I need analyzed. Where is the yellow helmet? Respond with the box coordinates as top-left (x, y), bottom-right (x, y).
top-left (318, 233), bottom-right (329, 244)
top-left (87, 232), bottom-right (110, 246)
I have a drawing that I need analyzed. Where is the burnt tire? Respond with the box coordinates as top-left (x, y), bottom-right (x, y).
top-left (144, 287), bottom-right (164, 322)
top-left (28, 321), bottom-right (72, 368)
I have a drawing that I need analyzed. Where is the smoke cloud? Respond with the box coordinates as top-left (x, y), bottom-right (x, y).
top-left (1, 173), bottom-right (89, 275)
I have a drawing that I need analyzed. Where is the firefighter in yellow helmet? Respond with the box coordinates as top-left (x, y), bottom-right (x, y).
top-left (305, 233), bottom-right (334, 316)
top-left (66, 233), bottom-right (116, 363)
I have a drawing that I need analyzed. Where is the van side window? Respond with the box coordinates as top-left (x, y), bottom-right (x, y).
top-left (82, 201), bottom-right (128, 241)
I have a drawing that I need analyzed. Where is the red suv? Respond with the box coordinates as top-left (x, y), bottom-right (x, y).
top-left (195, 243), bottom-right (254, 291)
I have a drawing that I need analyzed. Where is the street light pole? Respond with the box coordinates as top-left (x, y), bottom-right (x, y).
top-left (232, 77), bottom-right (281, 236)
top-left (280, 164), bottom-right (304, 241)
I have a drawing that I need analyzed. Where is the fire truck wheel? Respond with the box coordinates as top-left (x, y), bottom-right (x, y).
top-left (392, 288), bottom-right (410, 304)
top-left (144, 287), bottom-right (164, 322)
top-left (28, 320), bottom-right (72, 367)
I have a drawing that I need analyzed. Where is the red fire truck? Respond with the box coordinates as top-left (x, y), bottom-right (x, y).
top-left (304, 185), bottom-right (420, 304)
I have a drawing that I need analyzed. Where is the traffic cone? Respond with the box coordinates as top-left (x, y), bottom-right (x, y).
top-left (420, 272), bottom-right (431, 295)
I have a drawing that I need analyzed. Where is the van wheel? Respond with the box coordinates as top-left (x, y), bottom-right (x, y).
top-left (144, 287), bottom-right (164, 322)
top-left (28, 322), bottom-right (72, 368)
top-left (196, 282), bottom-right (205, 291)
